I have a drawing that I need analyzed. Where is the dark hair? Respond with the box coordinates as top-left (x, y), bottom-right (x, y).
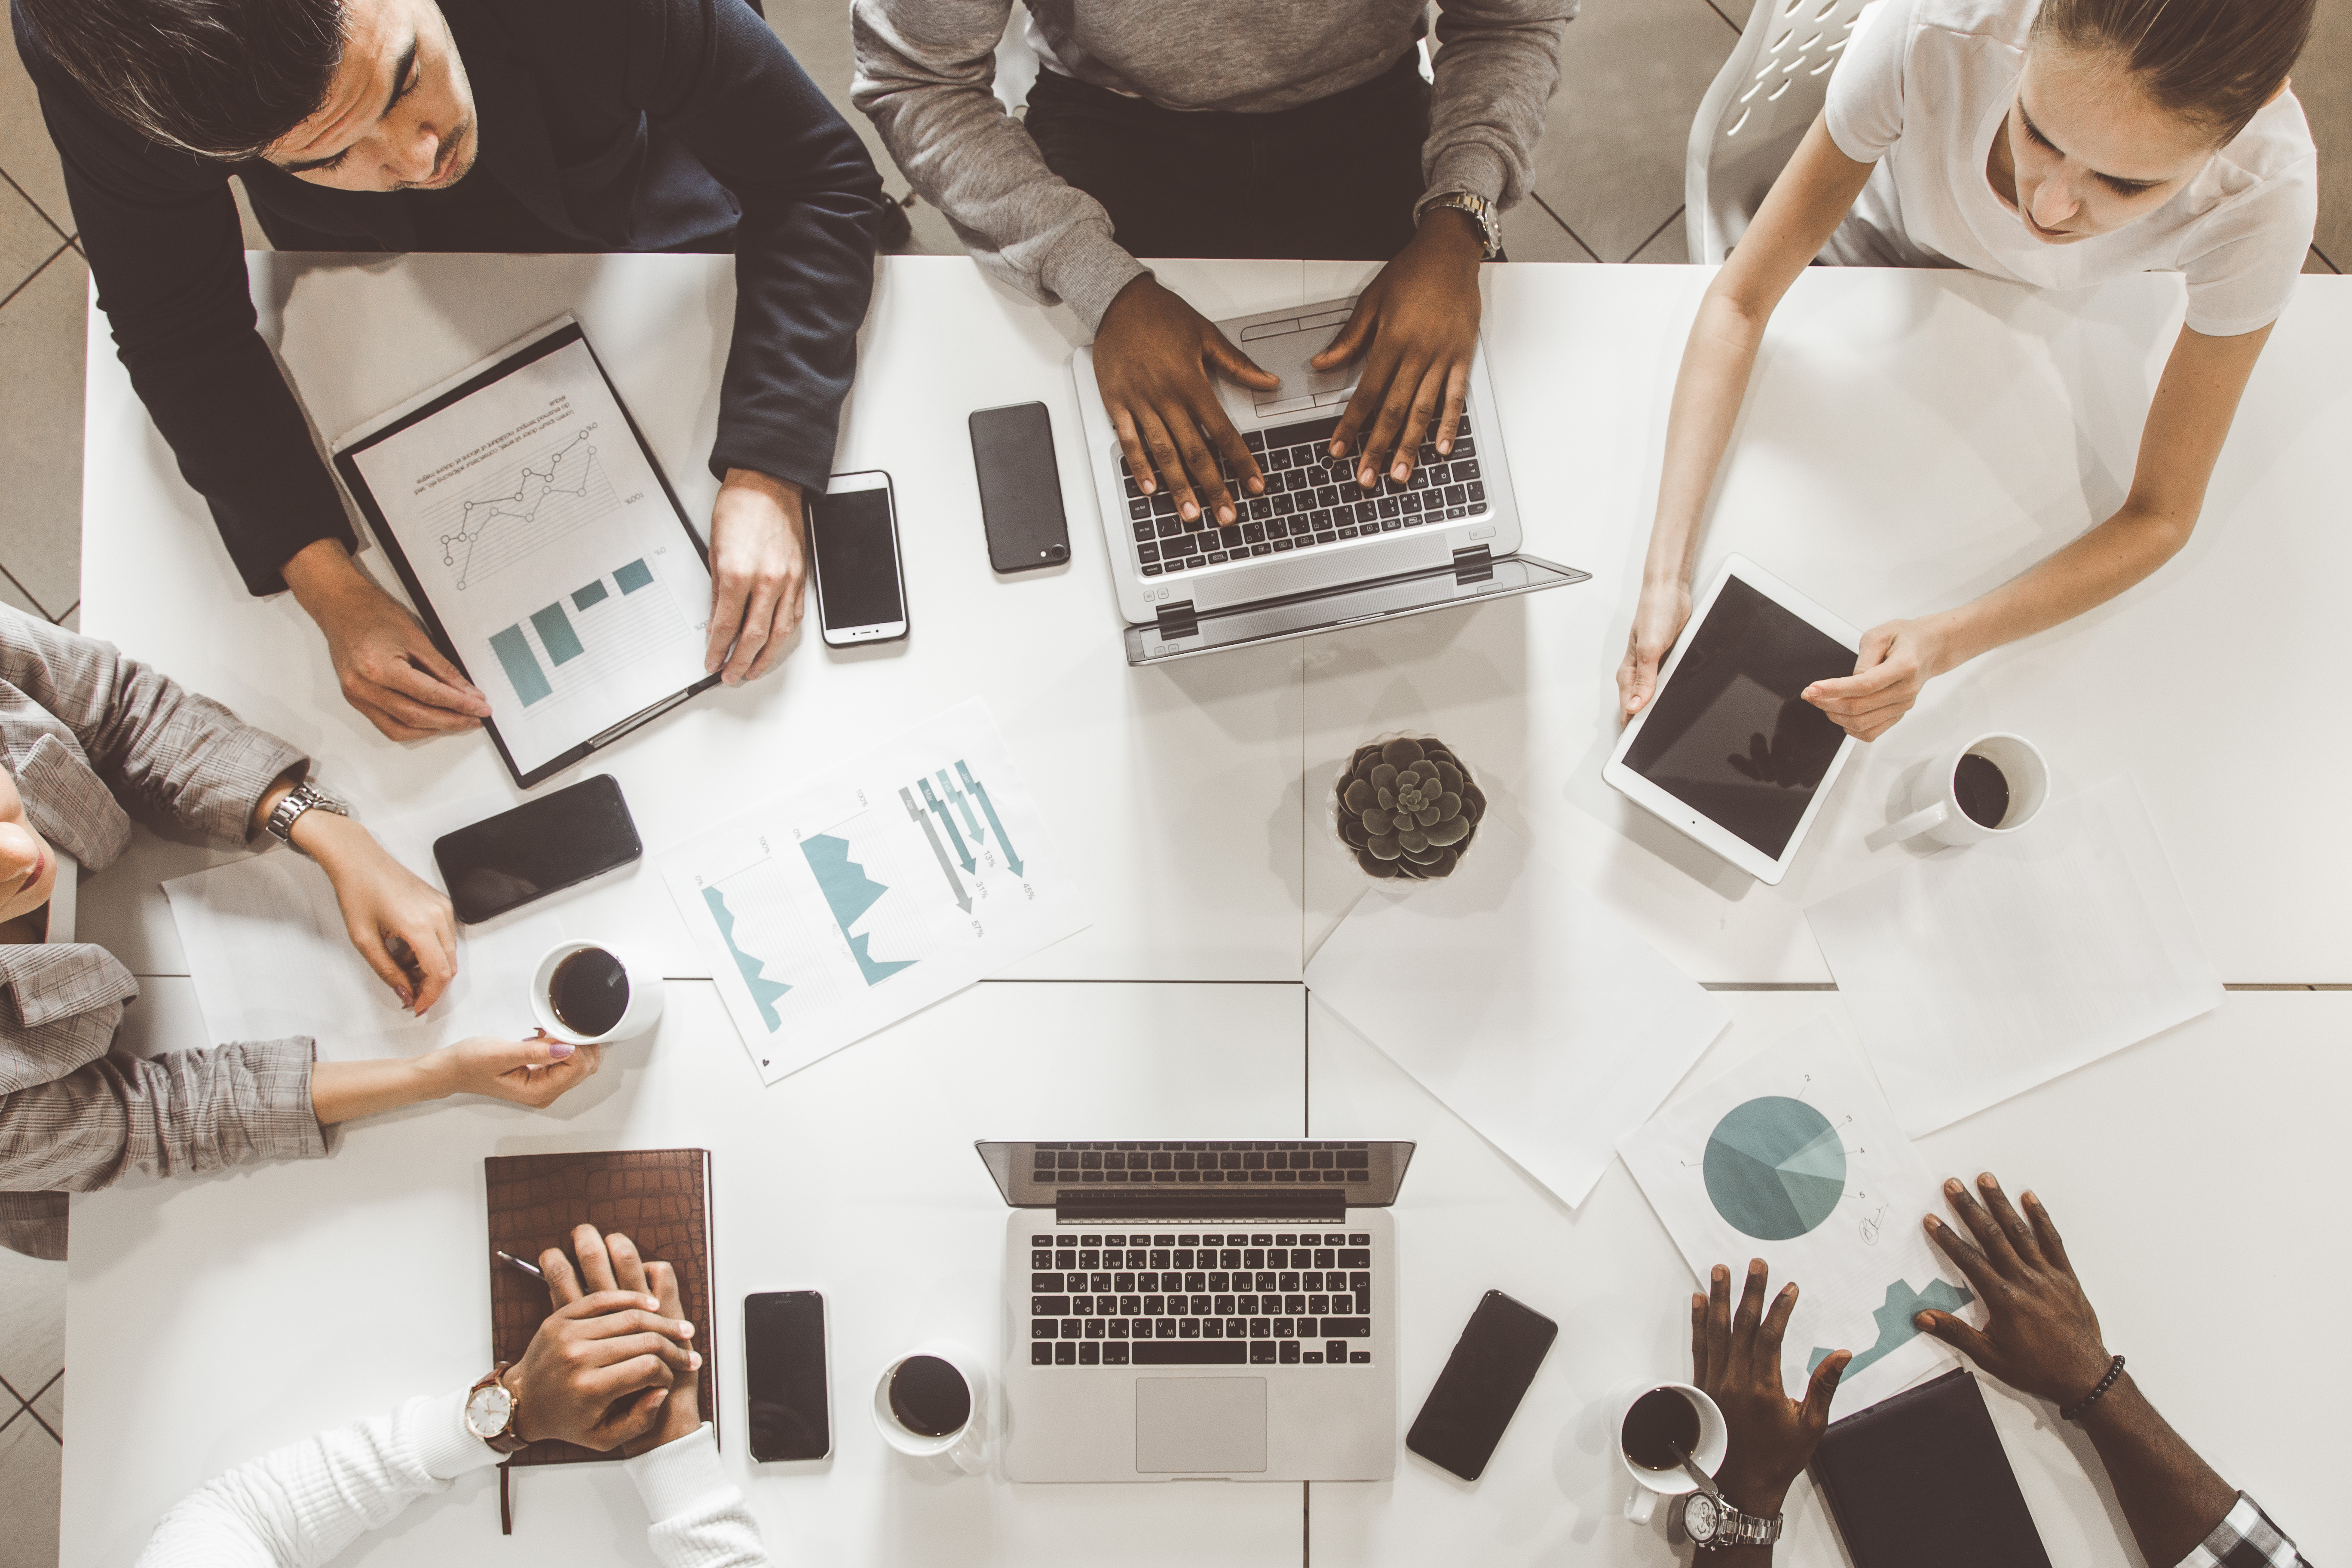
top-left (2033, 0), bottom-right (2317, 143)
top-left (20, 0), bottom-right (346, 159)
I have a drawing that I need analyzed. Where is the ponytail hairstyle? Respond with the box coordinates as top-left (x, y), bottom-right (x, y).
top-left (2030, 0), bottom-right (2317, 144)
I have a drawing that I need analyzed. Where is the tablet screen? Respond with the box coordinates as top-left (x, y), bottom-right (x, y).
top-left (1620, 575), bottom-right (1855, 859)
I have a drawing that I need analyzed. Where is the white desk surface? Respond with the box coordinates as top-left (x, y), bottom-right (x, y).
top-left (68, 254), bottom-right (2352, 1563)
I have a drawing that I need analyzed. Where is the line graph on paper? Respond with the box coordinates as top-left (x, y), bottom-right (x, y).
top-left (431, 425), bottom-right (614, 591)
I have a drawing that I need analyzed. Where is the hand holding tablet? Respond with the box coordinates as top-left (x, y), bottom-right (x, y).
top-left (1605, 557), bottom-right (1862, 885)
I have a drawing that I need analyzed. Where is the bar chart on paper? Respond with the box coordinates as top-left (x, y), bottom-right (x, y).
top-left (661, 699), bottom-right (1090, 1082)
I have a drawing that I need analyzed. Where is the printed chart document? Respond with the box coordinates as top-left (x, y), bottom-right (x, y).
top-left (334, 318), bottom-right (717, 785)
top-left (659, 699), bottom-right (1089, 1083)
top-left (1807, 775), bottom-right (2222, 1136)
top-left (1305, 817), bottom-right (1729, 1208)
top-left (165, 853), bottom-right (561, 1063)
top-left (1620, 1015), bottom-right (1983, 1418)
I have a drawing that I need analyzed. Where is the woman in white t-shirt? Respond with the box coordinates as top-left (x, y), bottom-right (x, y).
top-left (1617, 0), bottom-right (2319, 738)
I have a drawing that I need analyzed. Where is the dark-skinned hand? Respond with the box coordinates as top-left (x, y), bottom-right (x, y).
top-left (1693, 1259), bottom-right (1850, 1515)
top-left (1317, 208), bottom-right (1485, 490)
top-left (1918, 1173), bottom-right (2113, 1406)
top-left (1092, 276), bottom-right (1275, 530)
top-left (529, 1223), bottom-right (702, 1451)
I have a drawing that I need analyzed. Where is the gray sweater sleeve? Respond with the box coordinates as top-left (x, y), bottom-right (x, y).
top-left (1421, 0), bottom-right (1574, 219)
top-left (851, 0), bottom-right (1149, 331)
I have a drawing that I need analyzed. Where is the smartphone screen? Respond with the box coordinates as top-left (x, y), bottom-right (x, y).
top-left (745, 1290), bottom-right (830, 1462)
top-left (431, 774), bottom-right (641, 925)
top-left (969, 402), bottom-right (1070, 573)
top-left (1405, 1290), bottom-right (1559, 1481)
top-left (810, 479), bottom-right (907, 641)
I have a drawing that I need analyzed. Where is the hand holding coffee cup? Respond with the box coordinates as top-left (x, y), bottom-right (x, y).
top-left (531, 940), bottom-right (665, 1044)
top-left (873, 1341), bottom-right (989, 1474)
top-left (1868, 732), bottom-right (2049, 851)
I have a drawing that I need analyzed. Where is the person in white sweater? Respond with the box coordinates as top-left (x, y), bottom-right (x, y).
top-left (138, 1225), bottom-right (770, 1568)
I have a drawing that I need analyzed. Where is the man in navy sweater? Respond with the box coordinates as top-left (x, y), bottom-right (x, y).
top-left (14, 0), bottom-right (884, 737)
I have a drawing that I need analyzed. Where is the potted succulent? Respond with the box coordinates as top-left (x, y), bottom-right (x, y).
top-left (1332, 735), bottom-right (1486, 880)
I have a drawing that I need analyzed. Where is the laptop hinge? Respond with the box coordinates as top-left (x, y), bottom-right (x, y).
top-left (1452, 545), bottom-right (1495, 585)
top-left (1153, 599), bottom-right (1200, 640)
top-left (1054, 1188), bottom-right (1347, 1225)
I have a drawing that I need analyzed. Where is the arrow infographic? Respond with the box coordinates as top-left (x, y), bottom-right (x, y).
top-left (918, 777), bottom-right (975, 871)
top-left (940, 768), bottom-right (986, 845)
top-left (957, 760), bottom-right (1023, 874)
top-left (901, 787), bottom-right (971, 912)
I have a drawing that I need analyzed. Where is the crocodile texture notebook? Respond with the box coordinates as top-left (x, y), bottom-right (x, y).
top-left (484, 1148), bottom-right (717, 1466)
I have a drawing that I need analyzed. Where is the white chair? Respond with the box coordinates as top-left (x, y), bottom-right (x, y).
top-left (1684, 0), bottom-right (1877, 263)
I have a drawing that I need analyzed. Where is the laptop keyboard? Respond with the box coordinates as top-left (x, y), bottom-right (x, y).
top-left (1027, 1228), bottom-right (1376, 1371)
top-left (1119, 413), bottom-right (1486, 580)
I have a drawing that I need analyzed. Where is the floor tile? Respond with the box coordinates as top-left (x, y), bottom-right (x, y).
top-left (0, 27), bottom-right (71, 233)
top-left (0, 175), bottom-right (65, 304)
top-left (1628, 206), bottom-right (1692, 264)
top-left (1534, 0), bottom-right (1740, 262)
top-left (2306, 246), bottom-right (2340, 275)
top-left (230, 177), bottom-right (273, 252)
top-left (2298, 0), bottom-right (2349, 271)
top-left (0, 1404), bottom-right (61, 1568)
top-left (0, 573), bottom-right (43, 620)
top-left (1504, 196), bottom-right (1599, 262)
top-left (0, 1246), bottom-right (65, 1399)
top-left (30, 1372), bottom-right (60, 1440)
top-left (0, 245), bottom-right (86, 618)
top-left (762, 0), bottom-right (949, 251)
top-left (55, 604), bottom-right (76, 632)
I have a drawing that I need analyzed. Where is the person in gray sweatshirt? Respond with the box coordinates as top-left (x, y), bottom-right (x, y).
top-left (853, 0), bottom-right (1572, 530)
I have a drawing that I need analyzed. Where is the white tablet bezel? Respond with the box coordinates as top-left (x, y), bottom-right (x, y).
top-left (1602, 554), bottom-right (1862, 885)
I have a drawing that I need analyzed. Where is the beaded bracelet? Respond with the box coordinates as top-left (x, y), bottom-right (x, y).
top-left (2062, 1354), bottom-right (2126, 1421)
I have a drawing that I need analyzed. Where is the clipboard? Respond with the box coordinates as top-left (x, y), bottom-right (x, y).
top-left (332, 316), bottom-right (721, 788)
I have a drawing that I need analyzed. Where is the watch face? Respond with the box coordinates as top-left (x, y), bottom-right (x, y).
top-left (1681, 1491), bottom-right (1721, 1543)
top-left (466, 1383), bottom-right (514, 1436)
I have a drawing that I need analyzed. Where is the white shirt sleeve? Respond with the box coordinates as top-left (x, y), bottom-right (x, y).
top-left (135, 1390), bottom-right (499, 1568)
top-left (1823, 0), bottom-right (1912, 163)
top-left (625, 1425), bottom-right (774, 1568)
top-left (2178, 153), bottom-right (2319, 337)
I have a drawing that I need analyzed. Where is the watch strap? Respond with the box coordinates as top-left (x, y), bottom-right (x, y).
top-left (264, 780), bottom-right (349, 850)
top-left (1424, 190), bottom-right (1502, 259)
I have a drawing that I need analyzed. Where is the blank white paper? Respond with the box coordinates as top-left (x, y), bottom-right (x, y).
top-left (165, 851), bottom-right (561, 1063)
top-left (1304, 818), bottom-right (1729, 1207)
top-left (1806, 774), bottom-right (2221, 1136)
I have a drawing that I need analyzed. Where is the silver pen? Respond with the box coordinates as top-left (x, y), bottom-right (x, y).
top-left (493, 1250), bottom-right (544, 1281)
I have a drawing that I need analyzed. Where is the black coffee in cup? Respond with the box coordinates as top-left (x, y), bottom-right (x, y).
top-left (1621, 1387), bottom-right (1701, 1470)
top-left (889, 1354), bottom-right (971, 1438)
top-left (549, 947), bottom-right (629, 1036)
top-left (1953, 752), bottom-right (2011, 828)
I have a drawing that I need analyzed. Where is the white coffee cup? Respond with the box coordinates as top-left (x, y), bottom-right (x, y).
top-left (872, 1340), bottom-right (989, 1475)
top-left (1611, 1380), bottom-right (1729, 1526)
top-left (1871, 732), bottom-right (2050, 850)
top-left (529, 940), bottom-right (665, 1044)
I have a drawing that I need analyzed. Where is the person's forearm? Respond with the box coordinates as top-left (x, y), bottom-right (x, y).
top-left (1912, 498), bottom-right (2193, 671)
top-left (1646, 289), bottom-right (1770, 588)
top-left (309, 1054), bottom-right (451, 1126)
top-left (2072, 1374), bottom-right (2238, 1568)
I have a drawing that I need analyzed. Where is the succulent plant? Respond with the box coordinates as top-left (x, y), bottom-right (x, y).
top-left (1335, 736), bottom-right (1486, 880)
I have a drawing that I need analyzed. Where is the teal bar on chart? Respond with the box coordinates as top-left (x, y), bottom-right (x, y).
top-left (530, 604), bottom-right (585, 666)
top-left (572, 579), bottom-right (609, 611)
top-left (488, 625), bottom-right (552, 704)
top-left (615, 558), bottom-right (655, 594)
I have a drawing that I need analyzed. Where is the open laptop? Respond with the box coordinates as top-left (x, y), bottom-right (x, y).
top-left (977, 1139), bottom-right (1414, 1482)
top-left (1073, 297), bottom-right (1587, 665)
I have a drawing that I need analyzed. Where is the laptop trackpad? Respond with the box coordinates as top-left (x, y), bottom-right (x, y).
top-left (1134, 1377), bottom-right (1268, 1473)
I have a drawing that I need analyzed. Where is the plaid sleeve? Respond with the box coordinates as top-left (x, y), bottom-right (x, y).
top-left (2180, 1494), bottom-right (2310, 1568)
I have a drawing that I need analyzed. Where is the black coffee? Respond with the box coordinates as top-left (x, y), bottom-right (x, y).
top-left (1621, 1387), bottom-right (1701, 1471)
top-left (1953, 752), bottom-right (2012, 828)
top-left (889, 1354), bottom-right (971, 1438)
top-left (549, 947), bottom-right (629, 1036)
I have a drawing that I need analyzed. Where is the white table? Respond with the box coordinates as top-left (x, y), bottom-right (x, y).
top-left (66, 254), bottom-right (2352, 1565)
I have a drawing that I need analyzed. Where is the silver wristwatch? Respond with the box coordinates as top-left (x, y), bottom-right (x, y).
top-left (263, 779), bottom-right (350, 851)
top-left (1424, 190), bottom-right (1502, 259)
top-left (1677, 1478), bottom-right (1783, 1551)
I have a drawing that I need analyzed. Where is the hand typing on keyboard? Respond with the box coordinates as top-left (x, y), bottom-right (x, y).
top-left (1312, 205), bottom-right (1485, 490)
top-left (1093, 277), bottom-right (1276, 527)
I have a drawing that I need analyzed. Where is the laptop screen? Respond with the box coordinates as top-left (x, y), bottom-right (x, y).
top-left (976, 1141), bottom-right (1415, 1210)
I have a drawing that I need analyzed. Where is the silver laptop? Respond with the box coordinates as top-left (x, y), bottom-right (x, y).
top-left (1073, 297), bottom-right (1586, 664)
top-left (977, 1139), bottom-right (1414, 1482)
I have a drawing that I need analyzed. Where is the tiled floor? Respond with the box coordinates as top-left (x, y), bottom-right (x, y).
top-left (0, 0), bottom-right (2345, 1559)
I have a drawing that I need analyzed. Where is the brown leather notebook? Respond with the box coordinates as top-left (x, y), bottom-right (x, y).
top-left (484, 1148), bottom-right (717, 1466)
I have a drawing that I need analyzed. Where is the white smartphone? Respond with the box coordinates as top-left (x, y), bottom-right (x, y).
top-left (811, 470), bottom-right (908, 646)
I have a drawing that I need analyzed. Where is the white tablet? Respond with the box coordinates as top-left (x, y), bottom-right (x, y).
top-left (1603, 555), bottom-right (1862, 885)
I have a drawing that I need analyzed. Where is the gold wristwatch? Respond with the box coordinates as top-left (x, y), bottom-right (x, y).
top-left (464, 1365), bottom-right (530, 1454)
top-left (1424, 190), bottom-right (1502, 259)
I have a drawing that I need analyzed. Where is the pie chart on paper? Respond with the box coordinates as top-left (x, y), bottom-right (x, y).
top-left (1703, 1097), bottom-right (1847, 1240)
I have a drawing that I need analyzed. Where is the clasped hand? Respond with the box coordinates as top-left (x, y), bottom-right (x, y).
top-left (505, 1223), bottom-right (705, 1452)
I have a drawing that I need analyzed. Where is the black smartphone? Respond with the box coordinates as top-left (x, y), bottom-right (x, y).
top-left (968, 401), bottom-right (1070, 573)
top-left (1405, 1289), bottom-right (1559, 1482)
top-left (432, 774), bottom-right (642, 925)
top-left (744, 1289), bottom-right (831, 1462)
top-left (810, 470), bottom-right (909, 646)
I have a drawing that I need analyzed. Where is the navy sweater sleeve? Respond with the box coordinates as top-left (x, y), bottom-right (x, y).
top-left (12, 3), bottom-right (356, 597)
